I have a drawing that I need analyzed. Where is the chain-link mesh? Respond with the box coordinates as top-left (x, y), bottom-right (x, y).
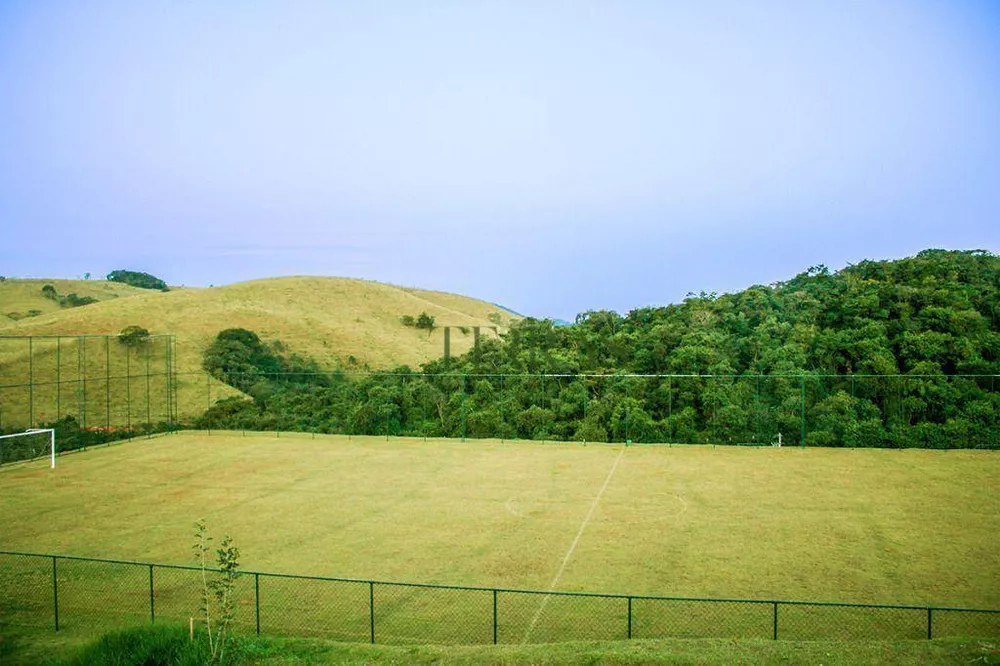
top-left (0, 553), bottom-right (52, 630)
top-left (148, 566), bottom-right (256, 637)
top-left (0, 335), bottom-right (177, 433)
top-left (227, 572), bottom-right (259, 637)
top-left (3, 341), bottom-right (999, 448)
top-left (499, 590), bottom-right (626, 644)
top-left (374, 583), bottom-right (492, 645)
top-left (1, 553), bottom-right (998, 645)
top-left (632, 598), bottom-right (771, 639)
top-left (255, 575), bottom-right (369, 641)
top-left (167, 371), bottom-right (999, 447)
top-left (931, 608), bottom-right (1000, 638)
top-left (147, 565), bottom-right (204, 627)
top-left (775, 603), bottom-right (926, 640)
top-left (56, 558), bottom-right (149, 632)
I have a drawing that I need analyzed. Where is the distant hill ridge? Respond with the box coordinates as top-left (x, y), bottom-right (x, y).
top-left (0, 275), bottom-right (519, 373)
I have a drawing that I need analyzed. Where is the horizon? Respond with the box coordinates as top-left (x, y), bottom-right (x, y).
top-left (2, 246), bottom-right (994, 322)
top-left (2, 2), bottom-right (998, 320)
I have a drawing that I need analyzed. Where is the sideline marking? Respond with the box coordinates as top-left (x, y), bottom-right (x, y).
top-left (521, 445), bottom-right (626, 644)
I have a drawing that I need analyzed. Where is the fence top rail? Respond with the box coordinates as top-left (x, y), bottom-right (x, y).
top-left (0, 334), bottom-right (174, 340)
top-left (0, 372), bottom-right (174, 390)
top-left (2, 549), bottom-right (998, 615)
top-left (171, 370), bottom-right (1000, 380)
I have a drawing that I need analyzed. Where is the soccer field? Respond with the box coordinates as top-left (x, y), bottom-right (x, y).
top-left (1, 431), bottom-right (998, 609)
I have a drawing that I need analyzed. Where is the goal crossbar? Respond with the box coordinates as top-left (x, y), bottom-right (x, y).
top-left (0, 428), bottom-right (56, 468)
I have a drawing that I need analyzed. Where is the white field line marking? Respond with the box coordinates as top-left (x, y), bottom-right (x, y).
top-left (674, 494), bottom-right (688, 518)
top-left (521, 445), bottom-right (626, 644)
top-left (505, 489), bottom-right (534, 518)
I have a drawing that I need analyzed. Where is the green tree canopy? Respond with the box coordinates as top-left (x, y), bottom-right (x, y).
top-left (107, 270), bottom-right (169, 291)
top-left (198, 250), bottom-right (1000, 449)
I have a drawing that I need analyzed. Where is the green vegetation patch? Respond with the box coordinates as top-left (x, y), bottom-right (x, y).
top-left (107, 270), bottom-right (169, 291)
top-left (3, 625), bottom-right (999, 665)
top-left (195, 250), bottom-right (1000, 449)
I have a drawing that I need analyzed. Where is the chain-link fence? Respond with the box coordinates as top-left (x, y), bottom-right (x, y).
top-left (0, 335), bottom-right (177, 433)
top-left (1, 333), bottom-right (998, 451)
top-left (2, 551), bottom-right (997, 644)
top-left (187, 370), bottom-right (1000, 449)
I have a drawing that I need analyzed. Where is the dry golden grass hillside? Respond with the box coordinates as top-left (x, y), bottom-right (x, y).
top-left (1, 276), bottom-right (516, 370)
top-left (0, 277), bottom-right (518, 422)
top-left (0, 278), bottom-right (149, 324)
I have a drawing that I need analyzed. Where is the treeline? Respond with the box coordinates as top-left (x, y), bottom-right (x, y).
top-left (107, 270), bottom-right (169, 291)
top-left (196, 250), bottom-right (1000, 448)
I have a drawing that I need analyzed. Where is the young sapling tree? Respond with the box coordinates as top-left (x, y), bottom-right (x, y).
top-left (193, 519), bottom-right (241, 664)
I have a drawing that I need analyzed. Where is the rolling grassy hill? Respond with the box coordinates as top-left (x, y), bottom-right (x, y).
top-left (0, 278), bottom-right (150, 323)
top-left (0, 277), bottom-right (518, 424)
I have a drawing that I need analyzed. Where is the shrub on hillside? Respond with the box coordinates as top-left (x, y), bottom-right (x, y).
top-left (118, 325), bottom-right (150, 346)
top-left (415, 312), bottom-right (435, 330)
top-left (39, 284), bottom-right (98, 308)
top-left (401, 312), bottom-right (436, 329)
top-left (195, 397), bottom-right (261, 429)
top-left (62, 293), bottom-right (97, 307)
top-left (203, 328), bottom-right (327, 402)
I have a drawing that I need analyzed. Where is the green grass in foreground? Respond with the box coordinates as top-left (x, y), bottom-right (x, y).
top-left (2, 624), bottom-right (999, 666)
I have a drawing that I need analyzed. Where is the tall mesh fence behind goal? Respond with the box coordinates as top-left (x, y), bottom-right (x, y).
top-left (0, 429), bottom-right (55, 467)
top-left (0, 334), bottom-right (177, 433)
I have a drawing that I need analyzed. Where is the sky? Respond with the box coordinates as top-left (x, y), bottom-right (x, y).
top-left (1, 1), bottom-right (998, 321)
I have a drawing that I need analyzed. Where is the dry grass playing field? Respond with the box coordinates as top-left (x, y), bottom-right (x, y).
top-left (1, 432), bottom-right (998, 610)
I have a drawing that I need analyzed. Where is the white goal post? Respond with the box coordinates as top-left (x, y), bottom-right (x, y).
top-left (0, 428), bottom-right (56, 468)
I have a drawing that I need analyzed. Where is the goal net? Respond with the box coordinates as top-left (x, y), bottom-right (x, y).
top-left (0, 429), bottom-right (56, 468)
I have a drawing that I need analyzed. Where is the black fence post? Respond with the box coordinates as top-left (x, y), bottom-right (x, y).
top-left (369, 582), bottom-right (375, 644)
top-left (145, 342), bottom-right (151, 433)
top-left (927, 608), bottom-right (932, 640)
top-left (493, 589), bottom-right (498, 644)
top-left (461, 378), bottom-right (467, 441)
top-left (52, 556), bottom-right (59, 631)
top-left (105, 336), bottom-right (110, 430)
top-left (799, 376), bottom-right (806, 444)
top-left (56, 337), bottom-right (62, 421)
top-left (29, 337), bottom-right (34, 428)
top-left (627, 596), bottom-right (633, 639)
top-left (772, 602), bottom-right (778, 640)
top-left (125, 346), bottom-right (131, 432)
top-left (499, 374), bottom-right (505, 442)
top-left (80, 336), bottom-right (87, 430)
top-left (149, 564), bottom-right (155, 623)
top-left (255, 573), bottom-right (261, 635)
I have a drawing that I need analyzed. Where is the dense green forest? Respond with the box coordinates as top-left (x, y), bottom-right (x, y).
top-left (197, 250), bottom-right (1000, 448)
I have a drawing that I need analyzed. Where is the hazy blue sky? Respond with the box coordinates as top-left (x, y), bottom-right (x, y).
top-left (2, 1), bottom-right (998, 320)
